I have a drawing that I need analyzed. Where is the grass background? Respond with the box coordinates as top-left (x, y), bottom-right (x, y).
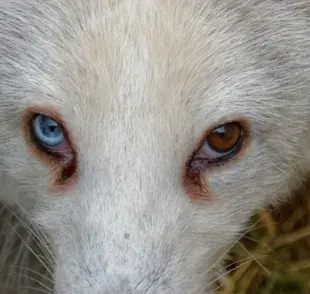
top-left (219, 178), bottom-right (310, 294)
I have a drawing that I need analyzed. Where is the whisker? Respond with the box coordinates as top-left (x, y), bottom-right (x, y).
top-left (3, 219), bottom-right (53, 277)
top-left (241, 235), bottom-right (261, 244)
top-left (221, 253), bottom-right (267, 271)
top-left (208, 260), bottom-right (254, 292)
top-left (238, 242), bottom-right (270, 275)
top-left (205, 211), bottom-right (269, 277)
top-left (5, 205), bottom-right (54, 264)
top-left (10, 270), bottom-right (53, 293)
top-left (208, 254), bottom-right (266, 290)
top-left (10, 265), bottom-right (54, 284)
top-left (15, 285), bottom-right (52, 294)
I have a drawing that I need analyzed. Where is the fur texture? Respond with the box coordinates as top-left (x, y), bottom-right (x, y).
top-left (0, 0), bottom-right (310, 293)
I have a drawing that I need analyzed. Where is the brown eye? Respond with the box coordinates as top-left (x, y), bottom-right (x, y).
top-left (184, 122), bottom-right (246, 201)
top-left (190, 122), bottom-right (244, 170)
top-left (207, 122), bottom-right (241, 153)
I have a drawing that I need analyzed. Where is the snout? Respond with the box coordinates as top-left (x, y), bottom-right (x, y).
top-left (44, 120), bottom-right (243, 294)
top-left (54, 233), bottom-right (216, 294)
top-left (51, 187), bottom-right (221, 294)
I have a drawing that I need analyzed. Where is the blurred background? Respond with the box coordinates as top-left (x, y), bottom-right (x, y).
top-left (219, 177), bottom-right (310, 294)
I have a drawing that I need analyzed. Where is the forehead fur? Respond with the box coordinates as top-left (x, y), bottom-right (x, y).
top-left (1, 0), bottom-right (309, 121)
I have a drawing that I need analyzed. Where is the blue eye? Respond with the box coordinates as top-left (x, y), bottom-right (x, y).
top-left (31, 114), bottom-right (64, 147)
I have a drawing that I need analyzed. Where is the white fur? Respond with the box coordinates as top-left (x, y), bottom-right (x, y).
top-left (0, 0), bottom-right (310, 293)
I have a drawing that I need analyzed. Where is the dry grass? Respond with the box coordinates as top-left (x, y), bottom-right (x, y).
top-left (219, 179), bottom-right (310, 294)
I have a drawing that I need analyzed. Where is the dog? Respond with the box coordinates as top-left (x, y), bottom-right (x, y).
top-left (1, 0), bottom-right (310, 293)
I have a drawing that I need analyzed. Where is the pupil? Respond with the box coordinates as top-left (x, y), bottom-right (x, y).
top-left (47, 125), bottom-right (58, 135)
top-left (208, 123), bottom-right (240, 153)
top-left (214, 124), bottom-right (237, 141)
top-left (42, 118), bottom-right (60, 138)
top-left (213, 125), bottom-right (227, 140)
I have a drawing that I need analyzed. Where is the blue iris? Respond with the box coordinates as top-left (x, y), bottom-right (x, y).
top-left (32, 115), bottom-right (64, 147)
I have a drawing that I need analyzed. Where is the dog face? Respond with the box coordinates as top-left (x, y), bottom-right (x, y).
top-left (1, 1), bottom-right (310, 293)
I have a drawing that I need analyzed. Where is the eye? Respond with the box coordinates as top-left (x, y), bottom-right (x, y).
top-left (22, 109), bottom-right (77, 187)
top-left (32, 114), bottom-right (64, 148)
top-left (190, 122), bottom-right (244, 170)
top-left (205, 123), bottom-right (242, 157)
top-left (22, 110), bottom-right (77, 186)
top-left (28, 113), bottom-right (74, 163)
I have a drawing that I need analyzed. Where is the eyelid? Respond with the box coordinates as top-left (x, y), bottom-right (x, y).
top-left (189, 122), bottom-right (245, 170)
top-left (22, 107), bottom-right (78, 188)
top-left (34, 139), bottom-right (74, 163)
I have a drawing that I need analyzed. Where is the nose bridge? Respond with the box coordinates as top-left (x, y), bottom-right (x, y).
top-left (93, 105), bottom-right (178, 185)
top-left (60, 118), bottom-right (190, 293)
top-left (85, 119), bottom-right (184, 228)
top-left (68, 187), bottom-right (183, 293)
top-left (77, 120), bottom-right (182, 222)
top-left (76, 97), bottom-right (187, 229)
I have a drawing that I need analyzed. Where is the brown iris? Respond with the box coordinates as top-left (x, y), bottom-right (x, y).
top-left (206, 122), bottom-right (242, 153)
top-left (188, 122), bottom-right (245, 172)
